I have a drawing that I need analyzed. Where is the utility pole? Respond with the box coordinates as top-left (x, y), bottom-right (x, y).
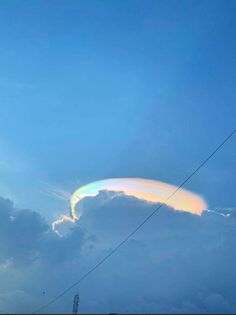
top-left (72, 294), bottom-right (79, 314)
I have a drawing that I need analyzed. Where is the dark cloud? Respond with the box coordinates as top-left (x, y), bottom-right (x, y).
top-left (0, 196), bottom-right (48, 264)
top-left (0, 193), bottom-right (236, 313)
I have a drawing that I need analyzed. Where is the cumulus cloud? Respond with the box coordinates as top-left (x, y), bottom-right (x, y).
top-left (0, 193), bottom-right (236, 313)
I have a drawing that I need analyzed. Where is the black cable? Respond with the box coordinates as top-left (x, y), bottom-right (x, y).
top-left (33, 128), bottom-right (236, 314)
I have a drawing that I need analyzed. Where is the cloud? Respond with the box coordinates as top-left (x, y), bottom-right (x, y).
top-left (52, 178), bottom-right (207, 234)
top-left (0, 193), bottom-right (236, 313)
top-left (0, 196), bottom-right (48, 265)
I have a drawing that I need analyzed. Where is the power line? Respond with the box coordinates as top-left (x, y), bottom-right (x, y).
top-left (33, 128), bottom-right (236, 314)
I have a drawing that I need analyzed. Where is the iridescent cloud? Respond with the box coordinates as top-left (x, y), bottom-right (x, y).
top-left (52, 178), bottom-right (207, 234)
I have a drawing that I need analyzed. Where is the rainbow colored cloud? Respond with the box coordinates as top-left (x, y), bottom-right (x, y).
top-left (52, 178), bottom-right (207, 234)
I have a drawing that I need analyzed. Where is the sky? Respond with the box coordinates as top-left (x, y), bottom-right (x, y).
top-left (0, 0), bottom-right (236, 313)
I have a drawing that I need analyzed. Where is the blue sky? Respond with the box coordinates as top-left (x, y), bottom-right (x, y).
top-left (0, 1), bottom-right (236, 313)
